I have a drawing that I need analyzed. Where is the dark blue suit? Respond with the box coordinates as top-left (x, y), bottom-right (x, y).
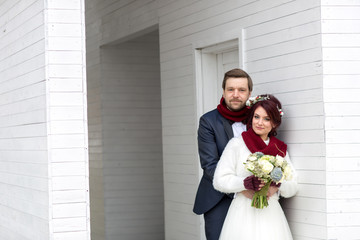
top-left (193, 109), bottom-right (234, 240)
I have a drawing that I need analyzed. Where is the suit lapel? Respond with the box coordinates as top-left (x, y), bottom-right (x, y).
top-left (222, 117), bottom-right (234, 140)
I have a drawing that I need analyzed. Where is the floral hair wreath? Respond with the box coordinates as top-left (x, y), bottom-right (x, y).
top-left (246, 95), bottom-right (284, 117)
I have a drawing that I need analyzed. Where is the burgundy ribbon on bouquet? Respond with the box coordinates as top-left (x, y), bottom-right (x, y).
top-left (242, 128), bottom-right (287, 157)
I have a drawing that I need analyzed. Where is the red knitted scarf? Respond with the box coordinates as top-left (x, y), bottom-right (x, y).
top-left (216, 97), bottom-right (249, 122)
top-left (242, 128), bottom-right (287, 157)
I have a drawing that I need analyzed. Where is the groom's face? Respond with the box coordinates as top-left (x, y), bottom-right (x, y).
top-left (223, 77), bottom-right (251, 112)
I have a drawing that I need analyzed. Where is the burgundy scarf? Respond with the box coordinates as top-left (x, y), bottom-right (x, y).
top-left (217, 97), bottom-right (249, 122)
top-left (242, 128), bottom-right (287, 157)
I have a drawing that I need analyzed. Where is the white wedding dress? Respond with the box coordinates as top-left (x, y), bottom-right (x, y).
top-left (213, 137), bottom-right (298, 240)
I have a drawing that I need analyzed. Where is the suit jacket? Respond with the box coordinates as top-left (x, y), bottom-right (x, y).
top-left (193, 109), bottom-right (234, 214)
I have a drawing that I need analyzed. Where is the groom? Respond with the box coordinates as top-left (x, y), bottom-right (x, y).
top-left (193, 68), bottom-right (253, 240)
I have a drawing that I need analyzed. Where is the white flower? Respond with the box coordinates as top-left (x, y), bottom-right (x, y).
top-left (259, 160), bottom-right (274, 174)
top-left (246, 162), bottom-right (255, 171)
top-left (248, 155), bottom-right (258, 161)
top-left (283, 165), bottom-right (293, 180)
top-left (246, 97), bottom-right (256, 107)
top-left (268, 156), bottom-right (276, 164)
top-left (275, 155), bottom-right (285, 167)
top-left (258, 155), bottom-right (275, 164)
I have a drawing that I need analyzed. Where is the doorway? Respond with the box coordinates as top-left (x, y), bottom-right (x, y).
top-left (88, 29), bottom-right (164, 240)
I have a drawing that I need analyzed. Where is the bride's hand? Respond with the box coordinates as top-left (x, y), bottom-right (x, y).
top-left (267, 186), bottom-right (279, 200)
top-left (241, 189), bottom-right (255, 199)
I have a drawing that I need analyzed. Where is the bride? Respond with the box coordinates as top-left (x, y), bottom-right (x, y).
top-left (213, 94), bottom-right (298, 240)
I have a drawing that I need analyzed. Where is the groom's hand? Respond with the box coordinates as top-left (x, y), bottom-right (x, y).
top-left (241, 189), bottom-right (255, 199)
top-left (267, 186), bottom-right (279, 199)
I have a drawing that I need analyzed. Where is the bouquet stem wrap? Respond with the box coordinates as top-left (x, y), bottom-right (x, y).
top-left (251, 181), bottom-right (271, 209)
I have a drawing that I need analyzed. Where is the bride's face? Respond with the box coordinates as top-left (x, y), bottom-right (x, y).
top-left (252, 106), bottom-right (274, 141)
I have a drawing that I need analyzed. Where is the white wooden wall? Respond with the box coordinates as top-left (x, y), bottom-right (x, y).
top-left (322, 1), bottom-right (360, 239)
top-left (0, 0), bottom-right (89, 239)
top-left (241, 1), bottom-right (326, 239)
top-left (46, 0), bottom-right (90, 239)
top-left (86, 1), bottom-right (106, 239)
top-left (85, 0), bottom-right (106, 239)
top-left (0, 1), bottom-right (49, 239)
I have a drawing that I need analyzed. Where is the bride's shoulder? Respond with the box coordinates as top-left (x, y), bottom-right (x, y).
top-left (226, 136), bottom-right (246, 149)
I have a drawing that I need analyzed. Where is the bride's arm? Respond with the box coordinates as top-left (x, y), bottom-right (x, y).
top-left (213, 138), bottom-right (247, 194)
top-left (278, 152), bottom-right (298, 198)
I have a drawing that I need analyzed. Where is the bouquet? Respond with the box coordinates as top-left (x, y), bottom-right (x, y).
top-left (244, 152), bottom-right (293, 209)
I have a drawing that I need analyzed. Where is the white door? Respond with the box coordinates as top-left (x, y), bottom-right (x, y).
top-left (197, 39), bottom-right (240, 115)
top-left (216, 49), bottom-right (240, 102)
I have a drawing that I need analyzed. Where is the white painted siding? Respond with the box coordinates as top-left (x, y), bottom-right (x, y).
top-left (46, 0), bottom-right (90, 239)
top-left (243, 2), bottom-right (326, 239)
top-left (0, 1), bottom-right (48, 239)
top-left (86, 1), bottom-right (106, 239)
top-left (0, 0), bottom-right (89, 239)
top-left (322, 0), bottom-right (360, 239)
